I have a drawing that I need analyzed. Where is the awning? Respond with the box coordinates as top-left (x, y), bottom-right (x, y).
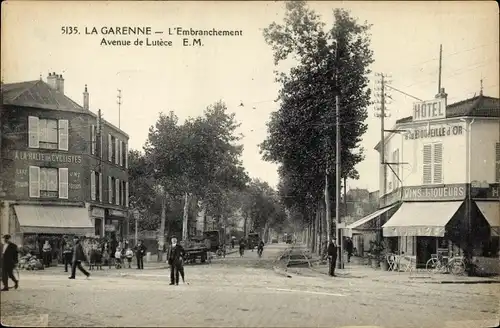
top-left (382, 201), bottom-right (463, 237)
top-left (14, 205), bottom-right (94, 235)
top-left (344, 203), bottom-right (399, 234)
top-left (475, 201), bottom-right (500, 236)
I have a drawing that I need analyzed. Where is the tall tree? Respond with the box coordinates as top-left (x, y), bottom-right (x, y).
top-left (261, 1), bottom-right (373, 239)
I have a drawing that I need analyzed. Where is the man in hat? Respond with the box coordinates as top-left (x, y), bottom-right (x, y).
top-left (1, 234), bottom-right (19, 291)
top-left (167, 236), bottom-right (186, 285)
top-left (62, 235), bottom-right (73, 273)
top-left (69, 236), bottom-right (90, 279)
top-left (327, 238), bottom-right (338, 277)
top-left (134, 240), bottom-right (147, 269)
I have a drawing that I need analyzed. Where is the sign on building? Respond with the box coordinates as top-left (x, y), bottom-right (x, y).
top-left (412, 98), bottom-right (446, 122)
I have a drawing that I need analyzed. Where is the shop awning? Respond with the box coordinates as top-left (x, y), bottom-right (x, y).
top-left (382, 201), bottom-right (463, 237)
top-left (475, 201), bottom-right (500, 236)
top-left (14, 205), bottom-right (94, 235)
top-left (344, 203), bottom-right (399, 234)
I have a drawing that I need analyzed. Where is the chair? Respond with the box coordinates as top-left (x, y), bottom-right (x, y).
top-left (387, 253), bottom-right (396, 271)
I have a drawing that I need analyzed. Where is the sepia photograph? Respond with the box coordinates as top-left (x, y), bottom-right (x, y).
top-left (0, 1), bottom-right (499, 327)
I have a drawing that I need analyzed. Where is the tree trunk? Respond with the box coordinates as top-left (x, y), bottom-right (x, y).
top-left (243, 213), bottom-right (248, 237)
top-left (182, 192), bottom-right (190, 241)
top-left (318, 202), bottom-right (323, 256)
top-left (158, 194), bottom-right (167, 249)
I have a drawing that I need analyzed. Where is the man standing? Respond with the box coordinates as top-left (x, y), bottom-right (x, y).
top-left (327, 238), bottom-right (338, 277)
top-left (345, 237), bottom-right (354, 263)
top-left (167, 237), bottom-right (185, 285)
top-left (1, 234), bottom-right (19, 291)
top-left (134, 240), bottom-right (147, 270)
top-left (69, 236), bottom-right (90, 279)
top-left (62, 236), bottom-right (73, 273)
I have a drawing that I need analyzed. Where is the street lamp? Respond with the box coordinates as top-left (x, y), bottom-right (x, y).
top-left (133, 208), bottom-right (140, 245)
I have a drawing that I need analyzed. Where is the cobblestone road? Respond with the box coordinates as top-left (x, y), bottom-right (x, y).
top-left (1, 244), bottom-right (498, 327)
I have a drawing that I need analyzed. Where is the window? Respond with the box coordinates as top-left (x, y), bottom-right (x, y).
top-left (28, 116), bottom-right (69, 150)
top-left (108, 134), bottom-right (113, 162)
top-left (496, 143), bottom-right (500, 183)
top-left (423, 143), bottom-right (443, 184)
top-left (91, 125), bottom-right (96, 155)
top-left (108, 176), bottom-right (114, 204)
top-left (124, 142), bottom-right (128, 168)
top-left (115, 138), bottom-right (120, 165)
top-left (392, 149), bottom-right (400, 190)
top-left (115, 178), bottom-right (120, 205)
top-left (29, 166), bottom-right (68, 199)
top-left (125, 181), bottom-right (129, 207)
top-left (90, 171), bottom-right (101, 201)
top-left (119, 140), bottom-right (123, 166)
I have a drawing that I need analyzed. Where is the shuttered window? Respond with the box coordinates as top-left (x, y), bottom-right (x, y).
top-left (29, 166), bottom-right (40, 198)
top-left (125, 181), bottom-right (129, 207)
top-left (100, 134), bottom-right (103, 158)
top-left (125, 142), bottom-right (128, 169)
top-left (108, 134), bottom-right (113, 162)
top-left (91, 125), bottom-right (96, 155)
top-left (28, 116), bottom-right (40, 148)
top-left (99, 173), bottom-right (103, 202)
top-left (115, 138), bottom-right (119, 165)
top-left (115, 178), bottom-right (120, 205)
top-left (58, 120), bottom-right (69, 151)
top-left (433, 143), bottom-right (443, 184)
top-left (423, 144), bottom-right (432, 184)
top-left (496, 143), bottom-right (500, 183)
top-left (119, 140), bottom-right (123, 166)
top-left (108, 176), bottom-right (113, 204)
top-left (39, 119), bottom-right (58, 149)
top-left (423, 143), bottom-right (443, 185)
top-left (91, 170), bottom-right (96, 201)
top-left (58, 168), bottom-right (69, 199)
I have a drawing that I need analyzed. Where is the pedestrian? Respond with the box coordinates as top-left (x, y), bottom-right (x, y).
top-left (167, 237), bottom-right (186, 285)
top-left (134, 240), bottom-right (146, 270)
top-left (345, 237), bottom-right (354, 263)
top-left (327, 238), bottom-right (338, 277)
top-left (231, 237), bottom-right (235, 249)
top-left (1, 234), bottom-right (19, 291)
top-left (62, 236), bottom-right (73, 272)
top-left (125, 246), bottom-right (133, 268)
top-left (42, 240), bottom-right (52, 268)
top-left (68, 236), bottom-right (90, 280)
top-left (157, 240), bottom-right (164, 262)
top-left (238, 237), bottom-right (246, 257)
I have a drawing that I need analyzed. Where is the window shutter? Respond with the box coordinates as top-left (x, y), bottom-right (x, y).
top-left (496, 143), bottom-right (500, 183)
top-left (58, 168), bottom-right (69, 199)
top-left (115, 139), bottom-right (119, 165)
top-left (100, 134), bottom-right (103, 158)
top-left (91, 125), bottom-right (96, 155)
top-left (28, 116), bottom-right (40, 148)
top-left (108, 176), bottom-right (113, 204)
top-left (108, 134), bottom-right (113, 162)
top-left (99, 173), bottom-right (103, 202)
top-left (58, 119), bottom-right (69, 151)
top-left (115, 178), bottom-right (120, 205)
top-left (91, 171), bottom-right (96, 201)
top-left (125, 181), bottom-right (129, 207)
top-left (125, 143), bottom-right (128, 169)
top-left (433, 143), bottom-right (443, 184)
top-left (119, 140), bottom-right (123, 166)
top-left (423, 144), bottom-right (432, 184)
top-left (29, 166), bottom-right (40, 198)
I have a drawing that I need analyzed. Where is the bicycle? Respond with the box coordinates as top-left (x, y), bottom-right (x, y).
top-left (426, 253), bottom-right (466, 275)
top-left (215, 247), bottom-right (226, 258)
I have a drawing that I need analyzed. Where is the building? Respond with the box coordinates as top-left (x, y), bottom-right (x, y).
top-left (373, 89), bottom-right (499, 266)
top-left (1, 73), bottom-right (130, 248)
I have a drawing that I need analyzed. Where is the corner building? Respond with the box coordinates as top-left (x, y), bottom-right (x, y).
top-left (374, 89), bottom-right (499, 267)
top-left (0, 73), bottom-right (130, 248)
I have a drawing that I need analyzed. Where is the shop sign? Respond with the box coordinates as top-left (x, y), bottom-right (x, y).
top-left (404, 124), bottom-right (464, 140)
top-left (105, 224), bottom-right (116, 232)
top-left (412, 98), bottom-right (446, 122)
top-left (91, 207), bottom-right (105, 218)
top-left (109, 209), bottom-right (125, 217)
top-left (403, 184), bottom-right (466, 201)
top-left (12, 150), bottom-right (82, 164)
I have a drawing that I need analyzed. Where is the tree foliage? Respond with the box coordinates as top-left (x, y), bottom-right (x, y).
top-left (261, 1), bottom-right (374, 221)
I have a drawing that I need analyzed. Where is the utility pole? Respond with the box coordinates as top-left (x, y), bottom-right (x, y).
top-left (97, 109), bottom-right (104, 237)
top-left (335, 91), bottom-right (342, 269)
top-left (117, 89), bottom-right (122, 129)
top-left (438, 44), bottom-right (442, 94)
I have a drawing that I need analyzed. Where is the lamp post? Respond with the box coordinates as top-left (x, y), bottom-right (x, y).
top-left (133, 209), bottom-right (140, 245)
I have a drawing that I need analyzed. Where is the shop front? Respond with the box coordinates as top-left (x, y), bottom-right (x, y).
top-left (90, 206), bottom-right (105, 237)
top-left (104, 208), bottom-right (128, 242)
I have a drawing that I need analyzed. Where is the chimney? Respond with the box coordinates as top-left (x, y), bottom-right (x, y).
top-left (435, 87), bottom-right (447, 100)
top-left (47, 72), bottom-right (58, 90)
top-left (83, 84), bottom-right (89, 110)
top-left (56, 74), bottom-right (65, 95)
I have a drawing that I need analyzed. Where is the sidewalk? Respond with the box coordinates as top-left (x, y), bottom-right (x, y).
top-left (286, 257), bottom-right (500, 284)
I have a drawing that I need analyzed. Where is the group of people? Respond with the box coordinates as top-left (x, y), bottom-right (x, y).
top-left (238, 237), bottom-right (265, 257)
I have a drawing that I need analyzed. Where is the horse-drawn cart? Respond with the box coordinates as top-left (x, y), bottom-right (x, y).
top-left (181, 237), bottom-right (209, 264)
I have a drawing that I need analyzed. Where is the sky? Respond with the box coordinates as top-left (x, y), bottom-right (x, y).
top-left (2, 1), bottom-right (499, 193)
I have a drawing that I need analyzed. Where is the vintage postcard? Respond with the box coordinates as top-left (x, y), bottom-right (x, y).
top-left (1, 1), bottom-right (499, 327)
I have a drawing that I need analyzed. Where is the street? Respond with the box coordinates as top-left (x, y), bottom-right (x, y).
top-left (1, 244), bottom-right (499, 327)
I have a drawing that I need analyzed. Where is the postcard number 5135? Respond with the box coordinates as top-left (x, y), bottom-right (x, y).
top-left (61, 26), bottom-right (79, 35)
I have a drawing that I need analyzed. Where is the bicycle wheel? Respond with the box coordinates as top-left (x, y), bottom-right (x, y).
top-left (426, 258), bottom-right (438, 274)
top-left (450, 259), bottom-right (465, 275)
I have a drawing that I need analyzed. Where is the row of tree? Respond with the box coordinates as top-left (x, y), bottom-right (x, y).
top-left (260, 2), bottom-right (374, 253)
top-left (128, 101), bottom-right (288, 246)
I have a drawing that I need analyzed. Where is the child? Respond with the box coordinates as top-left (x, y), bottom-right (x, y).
top-left (114, 247), bottom-right (123, 269)
top-left (125, 247), bottom-right (134, 268)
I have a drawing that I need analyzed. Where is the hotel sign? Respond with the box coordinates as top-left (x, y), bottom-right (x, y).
top-left (405, 124), bottom-right (464, 140)
top-left (12, 150), bottom-right (82, 164)
top-left (412, 98), bottom-right (446, 122)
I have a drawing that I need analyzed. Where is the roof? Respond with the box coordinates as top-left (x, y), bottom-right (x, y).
top-left (1, 80), bottom-right (85, 113)
top-left (374, 94), bottom-right (500, 150)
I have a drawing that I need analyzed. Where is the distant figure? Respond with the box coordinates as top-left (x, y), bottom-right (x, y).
top-left (62, 236), bottom-right (73, 273)
top-left (42, 240), bottom-right (52, 268)
top-left (134, 240), bottom-right (147, 270)
top-left (125, 246), bottom-right (134, 269)
top-left (345, 237), bottom-right (354, 263)
top-left (69, 236), bottom-right (90, 280)
top-left (168, 237), bottom-right (186, 285)
top-left (1, 234), bottom-right (19, 291)
top-left (231, 237), bottom-right (235, 249)
top-left (257, 240), bottom-right (264, 257)
top-left (327, 238), bottom-right (338, 277)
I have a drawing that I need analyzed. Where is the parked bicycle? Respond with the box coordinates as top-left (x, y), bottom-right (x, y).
top-left (425, 252), bottom-right (466, 275)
